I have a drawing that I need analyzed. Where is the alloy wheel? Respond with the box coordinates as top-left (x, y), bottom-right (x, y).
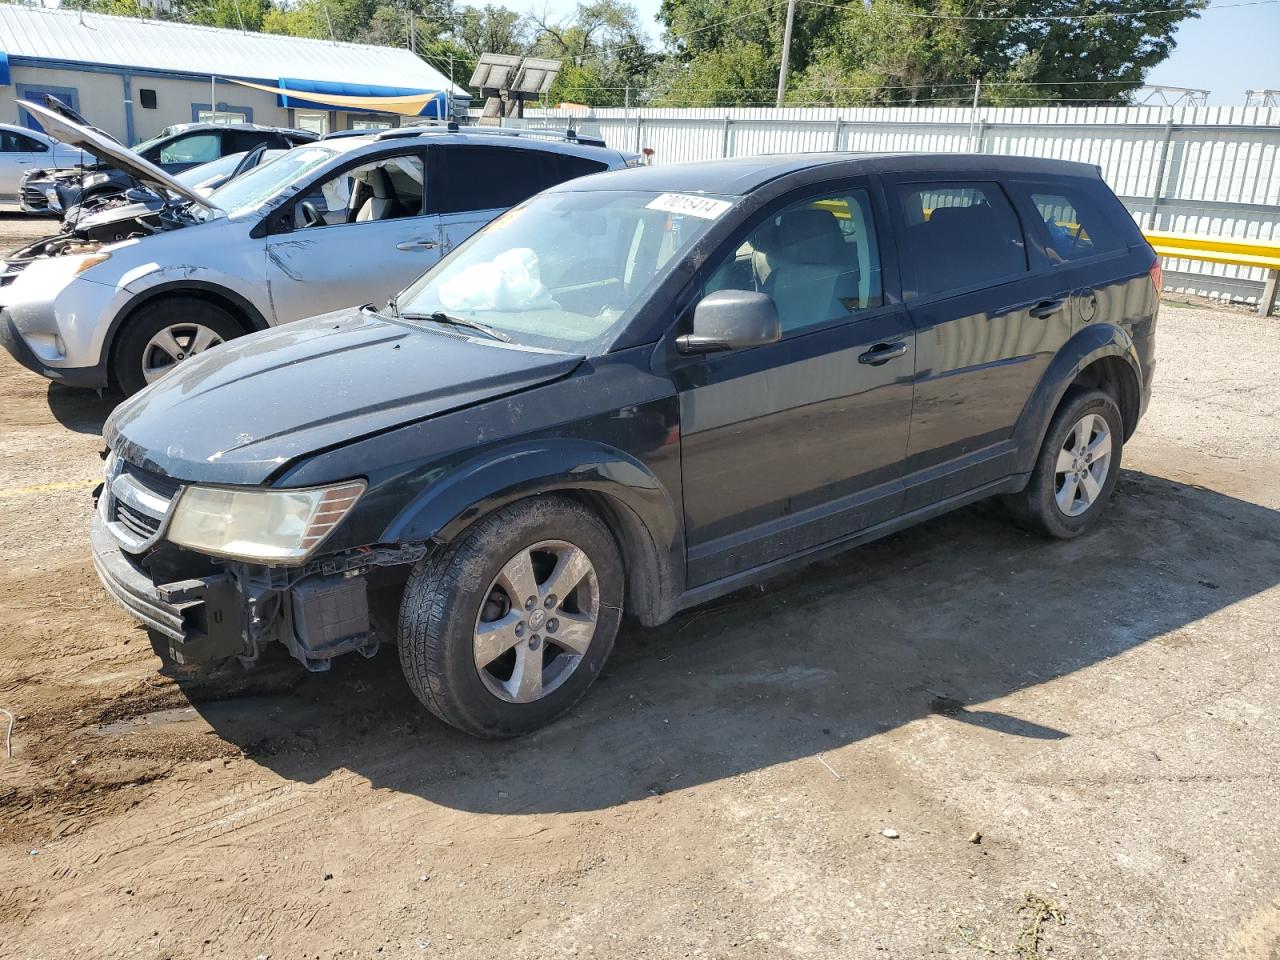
top-left (1054, 413), bottom-right (1113, 517)
top-left (472, 539), bottom-right (600, 703)
top-left (141, 323), bottom-right (224, 383)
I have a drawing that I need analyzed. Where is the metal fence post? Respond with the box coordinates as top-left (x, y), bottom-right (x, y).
top-left (1261, 269), bottom-right (1279, 317)
top-left (634, 115), bottom-right (643, 154)
top-left (832, 116), bottom-right (843, 151)
top-left (721, 117), bottom-right (732, 157)
top-left (1148, 118), bottom-right (1175, 231)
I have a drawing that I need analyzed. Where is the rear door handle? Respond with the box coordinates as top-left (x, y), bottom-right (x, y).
top-left (1029, 298), bottom-right (1066, 319)
top-left (858, 341), bottom-right (909, 365)
top-left (396, 239), bottom-right (439, 252)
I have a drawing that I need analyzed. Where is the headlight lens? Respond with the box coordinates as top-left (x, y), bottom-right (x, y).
top-left (167, 481), bottom-right (365, 565)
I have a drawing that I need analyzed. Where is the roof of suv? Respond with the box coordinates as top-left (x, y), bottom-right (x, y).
top-left (152, 122), bottom-right (318, 140)
top-left (550, 152), bottom-right (1103, 196)
top-left (317, 125), bottom-right (632, 163)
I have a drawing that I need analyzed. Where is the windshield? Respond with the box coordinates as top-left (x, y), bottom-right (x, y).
top-left (395, 189), bottom-right (735, 353)
top-left (202, 145), bottom-right (338, 218)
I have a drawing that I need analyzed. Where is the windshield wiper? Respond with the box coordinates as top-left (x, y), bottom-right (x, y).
top-left (398, 310), bottom-right (512, 343)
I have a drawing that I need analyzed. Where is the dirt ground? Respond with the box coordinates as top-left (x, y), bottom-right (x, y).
top-left (0, 212), bottom-right (1278, 960)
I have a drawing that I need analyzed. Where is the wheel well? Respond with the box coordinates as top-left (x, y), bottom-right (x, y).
top-left (1070, 356), bottom-right (1140, 440)
top-left (107, 289), bottom-right (264, 386)
top-left (433, 488), bottom-right (674, 628)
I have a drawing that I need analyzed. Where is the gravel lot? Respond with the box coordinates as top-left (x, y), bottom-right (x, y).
top-left (0, 213), bottom-right (1277, 959)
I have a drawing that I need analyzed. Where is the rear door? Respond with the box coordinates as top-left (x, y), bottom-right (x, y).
top-left (262, 148), bottom-right (440, 323)
top-left (885, 175), bottom-right (1067, 509)
top-left (428, 143), bottom-right (609, 254)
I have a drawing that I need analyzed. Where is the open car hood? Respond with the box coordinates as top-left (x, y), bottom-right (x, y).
top-left (16, 100), bottom-right (222, 214)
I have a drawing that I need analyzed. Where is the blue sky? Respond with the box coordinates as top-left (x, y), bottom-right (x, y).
top-left (532, 0), bottom-right (1280, 105)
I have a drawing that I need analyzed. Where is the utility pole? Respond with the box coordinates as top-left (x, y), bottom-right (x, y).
top-left (776, 0), bottom-right (797, 107)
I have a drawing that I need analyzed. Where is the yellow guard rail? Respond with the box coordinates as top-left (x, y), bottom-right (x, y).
top-left (1143, 229), bottom-right (1280, 317)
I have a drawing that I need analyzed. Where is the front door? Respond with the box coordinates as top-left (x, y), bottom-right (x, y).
top-left (264, 149), bottom-right (443, 323)
top-left (672, 183), bottom-right (915, 587)
top-left (0, 129), bottom-right (48, 203)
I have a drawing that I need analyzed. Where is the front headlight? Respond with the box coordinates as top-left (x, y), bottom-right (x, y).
top-left (167, 480), bottom-right (365, 565)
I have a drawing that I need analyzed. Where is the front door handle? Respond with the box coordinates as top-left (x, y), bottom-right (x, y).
top-left (396, 239), bottom-right (439, 252)
top-left (858, 341), bottom-right (909, 365)
top-left (1029, 298), bottom-right (1066, 319)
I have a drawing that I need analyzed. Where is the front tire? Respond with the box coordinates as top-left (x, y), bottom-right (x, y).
top-left (398, 495), bottom-right (624, 739)
top-left (114, 297), bottom-right (243, 395)
top-left (1003, 387), bottom-right (1124, 539)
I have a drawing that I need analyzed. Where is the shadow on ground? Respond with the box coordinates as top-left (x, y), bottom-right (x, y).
top-left (149, 468), bottom-right (1279, 815)
top-left (46, 382), bottom-right (119, 435)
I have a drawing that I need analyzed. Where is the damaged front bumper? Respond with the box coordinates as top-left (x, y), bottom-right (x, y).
top-left (91, 511), bottom-right (422, 670)
top-left (90, 513), bottom-right (245, 664)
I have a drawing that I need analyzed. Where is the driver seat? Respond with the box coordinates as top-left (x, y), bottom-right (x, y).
top-left (353, 167), bottom-right (400, 222)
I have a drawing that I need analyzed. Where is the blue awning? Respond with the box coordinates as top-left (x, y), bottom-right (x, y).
top-left (0, 51), bottom-right (11, 87)
top-left (276, 77), bottom-right (447, 117)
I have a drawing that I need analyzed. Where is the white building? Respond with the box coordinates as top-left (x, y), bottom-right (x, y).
top-left (0, 5), bottom-right (465, 142)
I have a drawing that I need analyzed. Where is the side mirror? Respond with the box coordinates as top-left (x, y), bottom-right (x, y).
top-left (676, 289), bottom-right (782, 355)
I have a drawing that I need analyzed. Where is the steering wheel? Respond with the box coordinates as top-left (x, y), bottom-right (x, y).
top-left (298, 200), bottom-right (323, 228)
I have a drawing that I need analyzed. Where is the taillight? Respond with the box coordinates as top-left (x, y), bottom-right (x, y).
top-left (1149, 258), bottom-right (1163, 293)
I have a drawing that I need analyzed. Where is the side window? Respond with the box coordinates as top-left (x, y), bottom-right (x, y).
top-left (158, 133), bottom-right (221, 165)
top-left (705, 189), bottom-right (884, 337)
top-left (1026, 185), bottom-right (1128, 264)
top-left (225, 130), bottom-right (271, 154)
top-left (427, 146), bottom-right (605, 215)
top-left (2, 132), bottom-right (47, 153)
top-left (895, 181), bottom-right (1027, 298)
top-left (294, 154), bottom-right (425, 228)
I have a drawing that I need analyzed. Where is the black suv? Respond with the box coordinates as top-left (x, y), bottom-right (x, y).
top-left (92, 153), bottom-right (1159, 738)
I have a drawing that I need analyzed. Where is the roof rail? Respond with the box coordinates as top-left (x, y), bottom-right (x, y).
top-left (374, 121), bottom-right (608, 149)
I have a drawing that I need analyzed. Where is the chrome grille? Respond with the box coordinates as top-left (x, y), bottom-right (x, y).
top-left (21, 185), bottom-right (48, 211)
top-left (102, 456), bottom-right (182, 553)
top-left (114, 501), bottom-right (161, 540)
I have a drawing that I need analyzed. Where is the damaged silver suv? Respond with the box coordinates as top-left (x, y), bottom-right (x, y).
top-left (0, 99), bottom-right (635, 394)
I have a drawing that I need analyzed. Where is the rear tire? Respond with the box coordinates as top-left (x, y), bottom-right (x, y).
top-left (114, 297), bottom-right (243, 395)
top-left (398, 495), bottom-right (624, 739)
top-left (1003, 388), bottom-right (1124, 539)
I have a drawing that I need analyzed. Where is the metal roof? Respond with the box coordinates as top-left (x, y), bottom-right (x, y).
top-left (0, 5), bottom-right (463, 94)
top-left (553, 151), bottom-right (1102, 195)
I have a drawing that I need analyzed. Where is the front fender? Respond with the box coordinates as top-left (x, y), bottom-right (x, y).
top-left (1012, 322), bottom-right (1143, 474)
top-left (384, 438), bottom-right (683, 625)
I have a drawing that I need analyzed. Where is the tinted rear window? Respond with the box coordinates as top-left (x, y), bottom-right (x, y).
top-left (428, 145), bottom-right (607, 215)
top-left (895, 182), bottom-right (1028, 298)
top-left (1023, 183), bottom-right (1130, 264)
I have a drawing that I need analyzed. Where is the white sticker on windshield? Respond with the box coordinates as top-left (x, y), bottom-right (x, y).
top-left (645, 193), bottom-right (733, 220)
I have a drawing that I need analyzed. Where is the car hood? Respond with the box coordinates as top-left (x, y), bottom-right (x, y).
top-left (105, 307), bottom-right (585, 486)
top-left (17, 100), bottom-right (219, 213)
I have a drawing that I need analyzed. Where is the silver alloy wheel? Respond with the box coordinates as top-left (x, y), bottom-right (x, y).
top-left (472, 539), bottom-right (600, 704)
top-left (141, 323), bottom-right (224, 384)
top-left (1054, 412), bottom-right (1113, 517)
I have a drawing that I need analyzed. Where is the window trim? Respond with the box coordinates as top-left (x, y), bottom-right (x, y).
top-left (266, 147), bottom-right (430, 236)
top-left (664, 176), bottom-right (898, 355)
top-left (1004, 177), bottom-right (1133, 274)
top-left (886, 176), bottom-right (1032, 304)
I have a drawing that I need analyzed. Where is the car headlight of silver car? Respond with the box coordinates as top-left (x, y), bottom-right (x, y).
top-left (166, 481), bottom-right (366, 565)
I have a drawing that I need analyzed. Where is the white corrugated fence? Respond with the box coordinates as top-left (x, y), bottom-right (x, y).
top-left (506, 105), bottom-right (1280, 305)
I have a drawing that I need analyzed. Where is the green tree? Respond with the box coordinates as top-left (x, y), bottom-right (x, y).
top-left (531, 0), bottom-right (658, 106)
